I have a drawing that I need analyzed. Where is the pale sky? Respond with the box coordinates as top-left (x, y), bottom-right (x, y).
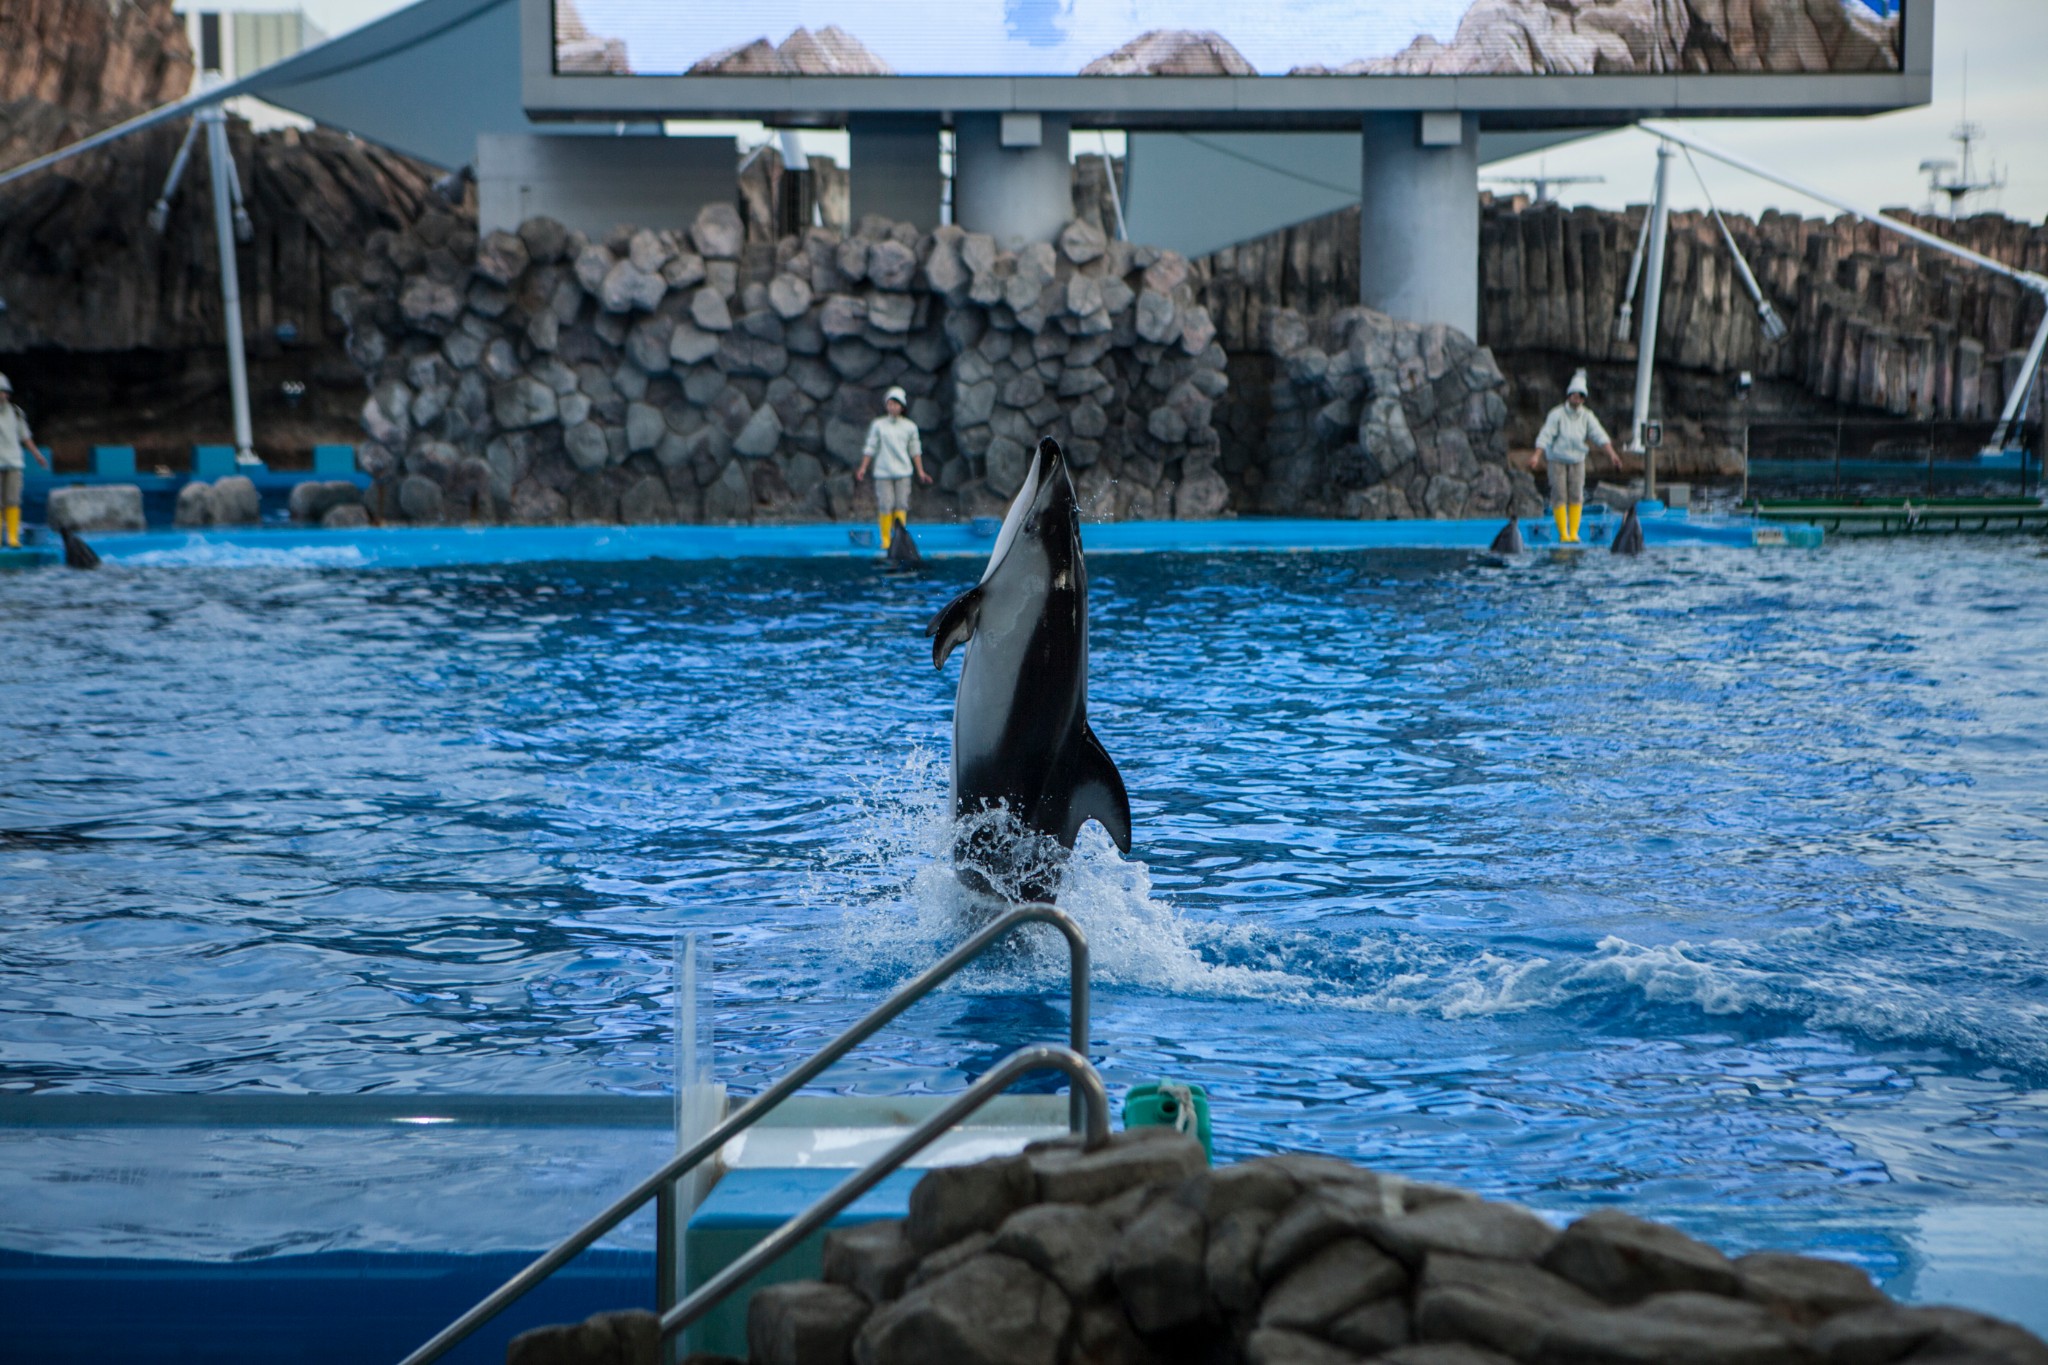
top-left (284, 0), bottom-right (2039, 224)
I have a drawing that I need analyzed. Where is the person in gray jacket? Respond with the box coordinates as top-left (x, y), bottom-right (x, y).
top-left (1533, 368), bottom-right (1621, 544)
top-left (0, 373), bottom-right (52, 549)
top-left (853, 385), bottom-right (932, 552)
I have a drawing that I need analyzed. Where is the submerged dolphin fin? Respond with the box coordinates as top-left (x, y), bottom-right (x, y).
top-left (1055, 722), bottom-right (1132, 853)
top-left (925, 586), bottom-right (983, 668)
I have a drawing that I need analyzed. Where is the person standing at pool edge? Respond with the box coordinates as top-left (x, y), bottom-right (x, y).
top-left (0, 374), bottom-right (52, 549)
top-left (854, 385), bottom-right (931, 552)
top-left (1533, 369), bottom-right (1620, 544)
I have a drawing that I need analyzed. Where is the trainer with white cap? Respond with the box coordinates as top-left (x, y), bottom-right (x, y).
top-left (854, 385), bottom-right (931, 552)
top-left (1533, 368), bottom-right (1620, 544)
top-left (0, 373), bottom-right (53, 550)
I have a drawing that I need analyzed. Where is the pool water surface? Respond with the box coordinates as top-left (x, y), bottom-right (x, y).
top-left (2, 538), bottom-right (2045, 1328)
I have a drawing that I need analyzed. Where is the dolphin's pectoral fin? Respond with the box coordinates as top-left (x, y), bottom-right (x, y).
top-left (925, 587), bottom-right (982, 668)
top-left (1057, 722), bottom-right (1132, 853)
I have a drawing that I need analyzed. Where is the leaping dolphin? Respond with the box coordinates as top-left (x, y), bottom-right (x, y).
top-left (925, 437), bottom-right (1130, 902)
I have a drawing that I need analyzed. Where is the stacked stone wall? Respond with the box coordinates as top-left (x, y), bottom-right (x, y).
top-left (331, 207), bottom-right (1239, 525)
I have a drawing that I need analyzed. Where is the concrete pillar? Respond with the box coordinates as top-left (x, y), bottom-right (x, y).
top-left (1359, 112), bottom-right (1479, 337)
top-left (953, 112), bottom-right (1072, 249)
top-left (850, 115), bottom-right (943, 231)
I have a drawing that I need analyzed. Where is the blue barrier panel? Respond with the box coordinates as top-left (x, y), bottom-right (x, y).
top-left (91, 445), bottom-right (137, 478)
top-left (192, 446), bottom-right (239, 479)
top-left (312, 445), bottom-right (358, 477)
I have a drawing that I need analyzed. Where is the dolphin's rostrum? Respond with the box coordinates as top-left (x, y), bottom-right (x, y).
top-left (926, 437), bottom-right (1130, 902)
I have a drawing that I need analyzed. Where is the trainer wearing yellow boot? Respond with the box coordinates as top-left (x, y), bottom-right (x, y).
top-left (1533, 369), bottom-right (1619, 544)
top-left (853, 385), bottom-right (931, 553)
top-left (1, 373), bottom-right (53, 549)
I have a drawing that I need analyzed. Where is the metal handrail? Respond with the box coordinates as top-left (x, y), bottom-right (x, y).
top-left (661, 1045), bottom-right (1109, 1341)
top-left (399, 903), bottom-right (1089, 1365)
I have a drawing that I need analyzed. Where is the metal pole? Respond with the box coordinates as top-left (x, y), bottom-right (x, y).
top-left (202, 101), bottom-right (257, 463)
top-left (398, 903), bottom-right (1089, 1365)
top-left (1630, 139), bottom-right (1673, 501)
top-left (658, 1046), bottom-right (1112, 1342)
top-left (1614, 202), bottom-right (1652, 343)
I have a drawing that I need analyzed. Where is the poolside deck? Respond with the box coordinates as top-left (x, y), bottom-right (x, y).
top-left (3, 506), bottom-right (1818, 571)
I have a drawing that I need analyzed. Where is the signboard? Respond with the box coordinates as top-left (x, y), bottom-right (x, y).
top-left (527, 0), bottom-right (1926, 126)
top-left (555, 0), bottom-right (1903, 79)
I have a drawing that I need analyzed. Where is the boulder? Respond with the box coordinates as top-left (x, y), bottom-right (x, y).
top-left (506, 1308), bottom-right (657, 1365)
top-left (211, 475), bottom-right (261, 525)
top-left (322, 503), bottom-right (370, 529)
top-left (173, 481), bottom-right (216, 527)
top-left (1543, 1209), bottom-right (1742, 1305)
top-left (853, 1254), bottom-right (1069, 1365)
top-left (690, 202), bottom-right (745, 260)
top-left (288, 480), bottom-right (364, 522)
top-left (473, 230), bottom-right (530, 287)
top-left (749, 1281), bottom-right (868, 1365)
top-left (907, 1156), bottom-right (1037, 1255)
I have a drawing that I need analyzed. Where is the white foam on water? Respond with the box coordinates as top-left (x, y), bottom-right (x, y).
top-left (813, 756), bottom-right (2048, 1075)
top-left (116, 541), bottom-right (371, 569)
top-left (824, 750), bottom-right (1306, 999)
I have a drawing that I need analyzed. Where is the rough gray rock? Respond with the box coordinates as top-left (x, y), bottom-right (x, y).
top-left (853, 1254), bottom-right (1069, 1365)
top-left (747, 1281), bottom-right (869, 1365)
top-left (989, 1203), bottom-right (1117, 1300)
top-left (506, 1308), bottom-right (657, 1365)
top-left (1031, 1130), bottom-right (1208, 1206)
top-left (48, 484), bottom-right (147, 534)
top-left (906, 1155), bottom-right (1036, 1254)
top-left (210, 475), bottom-right (261, 525)
top-left (824, 1221), bottom-right (919, 1305)
top-left (173, 481), bottom-right (216, 527)
top-left (322, 503), bottom-right (370, 529)
top-left (1111, 1191), bottom-right (1208, 1334)
top-left (288, 480), bottom-right (364, 522)
top-left (1542, 1209), bottom-right (1741, 1305)
top-left (1259, 1237), bottom-right (1404, 1331)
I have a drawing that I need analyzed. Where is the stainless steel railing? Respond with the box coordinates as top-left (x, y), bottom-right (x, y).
top-left (399, 903), bottom-right (1089, 1365)
top-left (660, 1044), bottom-right (1109, 1341)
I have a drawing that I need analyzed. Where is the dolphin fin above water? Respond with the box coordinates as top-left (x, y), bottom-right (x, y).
top-left (1053, 721), bottom-right (1132, 852)
top-left (1611, 503), bottom-right (1645, 555)
top-left (1489, 519), bottom-right (1524, 554)
top-left (926, 585), bottom-right (981, 668)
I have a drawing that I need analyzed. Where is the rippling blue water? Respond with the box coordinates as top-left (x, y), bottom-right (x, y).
top-left (3, 539), bottom-right (2046, 1315)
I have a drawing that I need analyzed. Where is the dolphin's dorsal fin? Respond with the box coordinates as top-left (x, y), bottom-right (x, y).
top-left (1056, 722), bottom-right (1132, 853)
top-left (925, 586), bottom-right (983, 668)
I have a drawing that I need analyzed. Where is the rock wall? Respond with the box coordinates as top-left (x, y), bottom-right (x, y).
top-left (1200, 198), bottom-right (2048, 481)
top-left (330, 207), bottom-right (1239, 525)
top-left (1231, 306), bottom-right (1538, 521)
top-left (0, 0), bottom-right (193, 119)
top-left (0, 111), bottom-right (449, 462)
top-left (509, 1129), bottom-right (2048, 1365)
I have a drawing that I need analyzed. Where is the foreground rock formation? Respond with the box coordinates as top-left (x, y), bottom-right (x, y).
top-left (511, 1130), bottom-right (2048, 1365)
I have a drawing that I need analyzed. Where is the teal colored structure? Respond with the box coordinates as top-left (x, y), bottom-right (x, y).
top-left (191, 446), bottom-right (241, 479)
top-left (1123, 1081), bottom-right (1212, 1161)
top-left (312, 445), bottom-right (358, 477)
top-left (91, 446), bottom-right (136, 478)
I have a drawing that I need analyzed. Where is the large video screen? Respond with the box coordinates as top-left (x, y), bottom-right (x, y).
top-left (554, 0), bottom-right (1903, 79)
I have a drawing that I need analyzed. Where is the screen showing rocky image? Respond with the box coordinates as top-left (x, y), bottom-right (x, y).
top-left (554, 0), bottom-right (1903, 79)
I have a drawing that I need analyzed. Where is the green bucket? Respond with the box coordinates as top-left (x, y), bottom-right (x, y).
top-left (1122, 1081), bottom-right (1212, 1162)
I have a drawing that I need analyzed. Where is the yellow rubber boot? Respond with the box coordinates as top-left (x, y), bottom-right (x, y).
top-left (877, 512), bottom-right (893, 551)
top-left (1567, 503), bottom-right (1583, 543)
top-left (4, 505), bottom-right (18, 549)
top-left (1552, 505), bottom-right (1569, 543)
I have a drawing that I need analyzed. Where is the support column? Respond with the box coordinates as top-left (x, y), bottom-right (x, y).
top-left (849, 115), bottom-right (943, 231)
top-left (953, 112), bottom-right (1072, 250)
top-left (1359, 112), bottom-right (1478, 337)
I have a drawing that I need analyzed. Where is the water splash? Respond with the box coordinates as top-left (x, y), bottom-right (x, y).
top-left (825, 749), bottom-right (1305, 998)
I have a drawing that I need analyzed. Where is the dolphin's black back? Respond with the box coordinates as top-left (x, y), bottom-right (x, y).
top-left (1612, 504), bottom-right (1644, 555)
top-left (1489, 519), bottom-right (1524, 554)
top-left (60, 529), bottom-right (100, 570)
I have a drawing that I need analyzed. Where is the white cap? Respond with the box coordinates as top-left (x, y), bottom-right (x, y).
top-left (1566, 369), bottom-right (1589, 398)
top-left (0, 373), bottom-right (11, 393)
top-left (884, 386), bottom-right (908, 407)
